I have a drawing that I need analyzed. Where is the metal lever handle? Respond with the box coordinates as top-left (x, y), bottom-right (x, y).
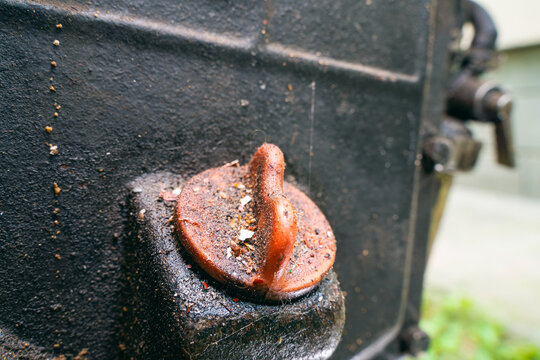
top-left (447, 78), bottom-right (515, 168)
top-left (485, 88), bottom-right (515, 167)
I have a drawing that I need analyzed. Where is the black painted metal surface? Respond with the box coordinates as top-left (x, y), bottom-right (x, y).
top-left (0, 0), bottom-right (460, 358)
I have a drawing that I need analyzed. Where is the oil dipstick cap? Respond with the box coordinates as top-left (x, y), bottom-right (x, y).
top-left (176, 144), bottom-right (336, 301)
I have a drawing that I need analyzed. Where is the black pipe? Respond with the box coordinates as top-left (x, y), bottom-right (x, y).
top-left (467, 0), bottom-right (497, 50)
top-left (459, 0), bottom-right (498, 76)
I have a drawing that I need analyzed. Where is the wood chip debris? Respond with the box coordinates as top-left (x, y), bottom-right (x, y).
top-left (238, 229), bottom-right (254, 241)
top-left (49, 144), bottom-right (58, 155)
top-left (159, 188), bottom-right (181, 201)
top-left (240, 195), bottom-right (251, 206)
top-left (223, 159), bottom-right (239, 167)
top-left (233, 182), bottom-right (245, 189)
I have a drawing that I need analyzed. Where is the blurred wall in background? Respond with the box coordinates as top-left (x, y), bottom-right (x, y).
top-left (426, 0), bottom-right (540, 344)
top-left (454, 0), bottom-right (540, 197)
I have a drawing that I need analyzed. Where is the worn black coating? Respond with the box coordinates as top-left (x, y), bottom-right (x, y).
top-left (122, 172), bottom-right (345, 359)
top-left (0, 0), bottom-right (461, 359)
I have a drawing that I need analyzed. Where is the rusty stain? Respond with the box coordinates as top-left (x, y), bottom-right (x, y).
top-left (53, 182), bottom-right (61, 195)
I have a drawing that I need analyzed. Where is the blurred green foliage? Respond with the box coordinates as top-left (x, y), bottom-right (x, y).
top-left (419, 292), bottom-right (540, 360)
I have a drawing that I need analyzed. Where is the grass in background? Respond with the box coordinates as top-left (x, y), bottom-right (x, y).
top-left (420, 292), bottom-right (540, 360)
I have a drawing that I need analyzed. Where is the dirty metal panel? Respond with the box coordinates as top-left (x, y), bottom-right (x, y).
top-left (40, 0), bottom-right (265, 37)
top-left (0, 0), bottom-right (454, 359)
top-left (266, 0), bottom-right (425, 76)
